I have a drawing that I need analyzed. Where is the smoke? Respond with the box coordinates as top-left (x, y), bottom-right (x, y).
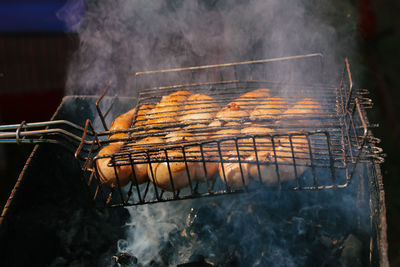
top-left (115, 180), bottom-right (369, 266)
top-left (61, 0), bottom-right (357, 96)
top-left (57, 1), bottom-right (364, 266)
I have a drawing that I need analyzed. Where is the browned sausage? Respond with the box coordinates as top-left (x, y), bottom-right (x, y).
top-left (147, 150), bottom-right (196, 192)
top-left (246, 135), bottom-right (309, 184)
top-left (218, 150), bottom-right (250, 188)
top-left (165, 132), bottom-right (218, 182)
top-left (96, 143), bottom-right (132, 188)
top-left (212, 128), bottom-right (250, 187)
top-left (128, 136), bottom-right (165, 184)
top-left (216, 102), bottom-right (249, 122)
top-left (158, 90), bottom-right (192, 104)
top-left (232, 88), bottom-right (272, 112)
top-left (249, 97), bottom-right (289, 121)
top-left (97, 106), bottom-right (153, 188)
top-left (179, 93), bottom-right (219, 124)
top-left (280, 98), bottom-right (321, 127)
top-left (108, 107), bottom-right (137, 140)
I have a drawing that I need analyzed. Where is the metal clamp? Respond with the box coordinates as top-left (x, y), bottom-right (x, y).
top-left (344, 58), bottom-right (354, 110)
top-left (95, 81), bottom-right (114, 131)
top-left (15, 121), bottom-right (26, 145)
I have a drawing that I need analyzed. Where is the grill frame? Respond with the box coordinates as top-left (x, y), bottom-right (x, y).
top-left (77, 55), bottom-right (383, 208)
top-left (0, 94), bottom-right (388, 266)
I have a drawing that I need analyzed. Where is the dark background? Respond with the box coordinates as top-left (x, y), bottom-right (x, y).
top-left (0, 0), bottom-right (399, 265)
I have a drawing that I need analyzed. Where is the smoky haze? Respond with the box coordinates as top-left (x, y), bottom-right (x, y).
top-left (60, 0), bottom-right (357, 96)
top-left (57, 1), bottom-right (364, 266)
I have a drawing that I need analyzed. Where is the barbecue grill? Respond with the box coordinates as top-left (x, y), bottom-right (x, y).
top-left (0, 54), bottom-right (388, 266)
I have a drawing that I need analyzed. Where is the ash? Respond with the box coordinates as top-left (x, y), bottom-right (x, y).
top-left (114, 180), bottom-right (369, 267)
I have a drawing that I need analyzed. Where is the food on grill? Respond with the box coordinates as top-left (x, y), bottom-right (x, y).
top-left (213, 128), bottom-right (250, 187)
top-left (97, 107), bottom-right (138, 187)
top-left (147, 150), bottom-right (196, 191)
top-left (148, 103), bottom-right (180, 120)
top-left (208, 120), bottom-right (240, 128)
top-left (241, 125), bottom-right (274, 136)
top-left (219, 152), bottom-right (250, 188)
top-left (238, 88), bottom-right (272, 99)
top-left (214, 128), bottom-right (242, 140)
top-left (216, 102), bottom-right (249, 121)
top-left (97, 106), bottom-right (155, 188)
top-left (158, 90), bottom-right (192, 104)
top-left (147, 91), bottom-right (193, 123)
top-left (249, 97), bottom-right (289, 121)
top-left (134, 104), bottom-right (154, 126)
top-left (184, 124), bottom-right (208, 129)
top-left (129, 136), bottom-right (165, 184)
top-left (98, 91), bottom-right (320, 190)
top-left (246, 135), bottom-right (310, 184)
top-left (274, 135), bottom-right (310, 181)
top-left (241, 126), bottom-right (274, 152)
top-left (108, 107), bottom-right (137, 140)
top-left (96, 143), bottom-right (132, 188)
top-left (280, 98), bottom-right (322, 126)
top-left (240, 126), bottom-right (274, 184)
top-left (165, 132), bottom-right (218, 181)
top-left (146, 132), bottom-right (197, 191)
top-left (96, 137), bottom-right (163, 188)
top-left (179, 93), bottom-right (219, 124)
top-left (192, 154), bottom-right (219, 181)
top-left (165, 132), bottom-right (197, 142)
top-left (232, 88), bottom-right (272, 111)
top-left (284, 98), bottom-right (321, 116)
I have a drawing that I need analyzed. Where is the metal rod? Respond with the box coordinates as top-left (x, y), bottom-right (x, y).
top-left (95, 81), bottom-right (112, 131)
top-left (135, 53), bottom-right (323, 76)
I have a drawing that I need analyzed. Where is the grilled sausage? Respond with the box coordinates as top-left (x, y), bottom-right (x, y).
top-left (97, 105), bottom-right (158, 188)
top-left (97, 107), bottom-right (138, 188)
top-left (147, 91), bottom-right (192, 124)
top-left (128, 136), bottom-right (165, 184)
top-left (147, 150), bottom-right (196, 192)
top-left (249, 97), bottom-right (289, 121)
top-left (96, 143), bottom-right (131, 188)
top-left (165, 132), bottom-right (218, 182)
top-left (212, 128), bottom-right (250, 187)
top-left (225, 126), bottom-right (274, 186)
top-left (108, 107), bottom-right (137, 140)
top-left (280, 98), bottom-right (321, 127)
top-left (134, 104), bottom-right (154, 125)
top-left (146, 132), bottom-right (196, 191)
top-left (232, 88), bottom-right (272, 112)
top-left (179, 93), bottom-right (219, 124)
top-left (158, 90), bottom-right (192, 105)
top-left (218, 150), bottom-right (250, 188)
top-left (246, 135), bottom-right (309, 184)
top-left (216, 102), bottom-right (249, 122)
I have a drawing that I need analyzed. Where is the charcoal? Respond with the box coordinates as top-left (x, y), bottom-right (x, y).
top-left (205, 250), bottom-right (240, 267)
top-left (148, 259), bottom-right (163, 267)
top-left (303, 242), bottom-right (341, 267)
top-left (178, 255), bottom-right (212, 267)
top-left (68, 260), bottom-right (87, 267)
top-left (49, 257), bottom-right (67, 267)
top-left (159, 240), bottom-right (174, 265)
top-left (339, 234), bottom-right (363, 267)
top-left (112, 252), bottom-right (138, 267)
top-left (184, 205), bottom-right (228, 241)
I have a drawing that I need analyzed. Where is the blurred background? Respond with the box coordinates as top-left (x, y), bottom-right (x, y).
top-left (0, 0), bottom-right (399, 265)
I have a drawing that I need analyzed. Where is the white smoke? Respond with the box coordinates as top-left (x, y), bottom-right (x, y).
top-left (118, 201), bottom-right (193, 266)
top-left (57, 1), bottom-right (361, 266)
top-left (60, 0), bottom-right (357, 96)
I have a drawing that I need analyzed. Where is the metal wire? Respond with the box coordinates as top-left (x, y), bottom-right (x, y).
top-left (82, 56), bottom-right (383, 207)
top-left (0, 54), bottom-right (383, 208)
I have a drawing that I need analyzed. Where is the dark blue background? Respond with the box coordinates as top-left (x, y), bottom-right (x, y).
top-left (0, 0), bottom-right (82, 32)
